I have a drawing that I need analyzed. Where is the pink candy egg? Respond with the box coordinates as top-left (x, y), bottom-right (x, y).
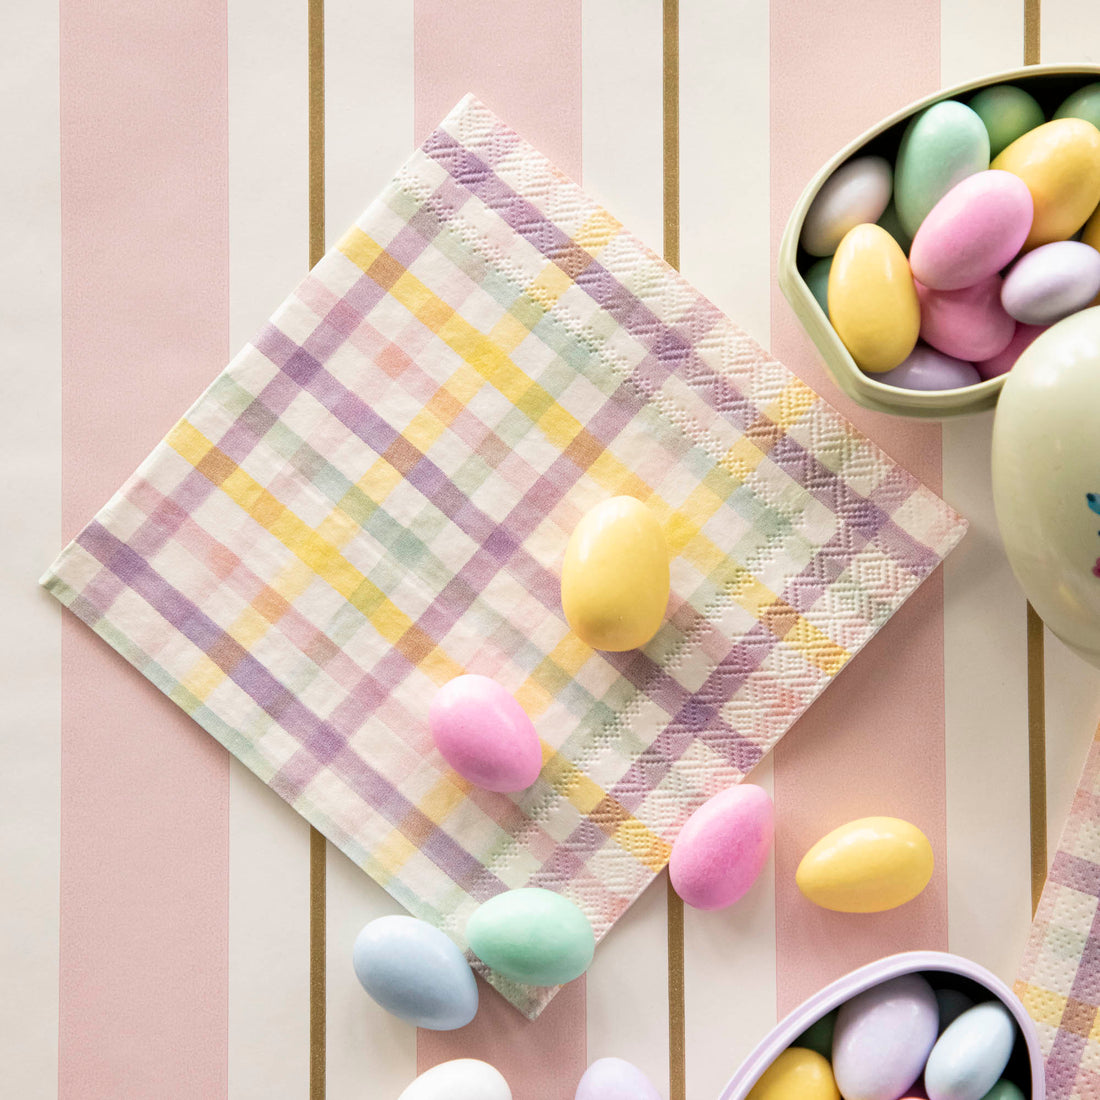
top-left (916, 274), bottom-right (1015, 361)
top-left (1001, 239), bottom-right (1100, 324)
top-left (429, 674), bottom-right (542, 793)
top-left (908, 170), bottom-right (1033, 291)
top-left (974, 322), bottom-right (1048, 380)
top-left (669, 784), bottom-right (773, 910)
top-left (874, 345), bottom-right (980, 391)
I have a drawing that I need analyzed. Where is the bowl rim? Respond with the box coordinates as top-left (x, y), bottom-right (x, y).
top-left (778, 62), bottom-right (1100, 419)
top-left (715, 949), bottom-right (1044, 1100)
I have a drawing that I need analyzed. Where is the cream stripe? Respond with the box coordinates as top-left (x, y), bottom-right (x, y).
top-left (226, 0), bottom-right (312, 1096)
top-left (321, 2), bottom-right (417, 1096)
top-left (939, 1), bottom-right (1033, 984)
top-left (0, 2), bottom-right (61, 1093)
top-left (679, 1), bottom-right (777, 1096)
top-left (579, 1), bottom-right (670, 1089)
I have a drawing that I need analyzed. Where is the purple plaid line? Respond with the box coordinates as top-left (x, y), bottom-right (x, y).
top-left (422, 127), bottom-right (942, 574)
top-left (74, 518), bottom-right (506, 902)
top-left (1049, 851), bottom-right (1100, 899)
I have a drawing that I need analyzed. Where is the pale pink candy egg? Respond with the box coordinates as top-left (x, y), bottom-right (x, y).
top-left (909, 170), bottom-right (1033, 291)
top-left (974, 322), bottom-right (1048, 380)
top-left (669, 784), bottom-right (773, 910)
top-left (916, 274), bottom-right (1016, 362)
top-left (429, 674), bottom-right (542, 793)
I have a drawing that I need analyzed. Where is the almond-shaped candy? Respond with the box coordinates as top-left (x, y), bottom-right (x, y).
top-left (398, 1059), bottom-right (512, 1100)
top-left (575, 1058), bottom-right (662, 1100)
top-left (669, 784), bottom-right (773, 910)
top-left (974, 323), bottom-right (1047, 380)
top-left (429, 674), bottom-right (542, 793)
top-left (801, 155), bottom-right (893, 257)
top-left (829, 224), bottom-right (920, 372)
top-left (909, 170), bottom-right (1033, 291)
top-left (916, 275), bottom-right (1015, 362)
top-left (874, 345), bottom-right (981, 391)
top-left (1001, 240), bottom-right (1100, 325)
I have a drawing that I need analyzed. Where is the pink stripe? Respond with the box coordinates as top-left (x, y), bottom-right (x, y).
top-left (417, 978), bottom-right (587, 1097)
top-left (413, 1), bottom-right (586, 1094)
top-left (769, 1), bottom-right (949, 1014)
top-left (59, 1), bottom-right (230, 1095)
top-left (412, 0), bottom-right (583, 182)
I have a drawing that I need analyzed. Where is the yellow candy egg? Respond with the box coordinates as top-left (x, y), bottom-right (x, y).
top-left (795, 816), bottom-right (934, 913)
top-left (747, 1047), bottom-right (841, 1100)
top-left (827, 224), bottom-right (920, 372)
top-left (991, 118), bottom-right (1100, 250)
top-left (561, 496), bottom-right (670, 652)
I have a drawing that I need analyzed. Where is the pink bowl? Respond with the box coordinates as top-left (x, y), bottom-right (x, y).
top-left (716, 951), bottom-right (1043, 1100)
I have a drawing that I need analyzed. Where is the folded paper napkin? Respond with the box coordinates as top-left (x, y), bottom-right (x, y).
top-left (1017, 721), bottom-right (1100, 1097)
top-left (43, 94), bottom-right (967, 1017)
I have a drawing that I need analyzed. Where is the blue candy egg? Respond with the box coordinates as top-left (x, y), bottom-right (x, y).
top-left (353, 914), bottom-right (478, 1030)
top-left (924, 1001), bottom-right (1017, 1100)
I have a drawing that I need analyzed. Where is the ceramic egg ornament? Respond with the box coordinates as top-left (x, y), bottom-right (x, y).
top-left (352, 915), bottom-right (478, 1030)
top-left (466, 887), bottom-right (595, 986)
top-left (923, 1002), bottom-right (1017, 1100)
top-left (895, 100), bottom-right (990, 238)
top-left (398, 1059), bottom-right (512, 1100)
top-left (832, 973), bottom-right (940, 1100)
top-left (992, 308), bottom-right (1100, 668)
top-left (800, 155), bottom-right (893, 257)
top-left (429, 674), bottom-right (542, 793)
top-left (561, 496), bottom-right (670, 652)
top-left (1001, 240), bottom-right (1100, 325)
top-left (669, 784), bottom-right (773, 910)
top-left (828, 224), bottom-right (920, 372)
top-left (796, 816), bottom-right (934, 913)
top-left (574, 1057), bottom-right (662, 1100)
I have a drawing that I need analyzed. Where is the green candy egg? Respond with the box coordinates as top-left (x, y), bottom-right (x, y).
top-left (804, 256), bottom-right (832, 317)
top-left (895, 100), bottom-right (990, 238)
top-left (969, 84), bottom-right (1045, 157)
top-left (979, 1082), bottom-right (1025, 1100)
top-left (1054, 81), bottom-right (1100, 131)
top-left (796, 1008), bottom-right (838, 1059)
top-left (466, 887), bottom-right (595, 986)
top-left (877, 200), bottom-right (912, 254)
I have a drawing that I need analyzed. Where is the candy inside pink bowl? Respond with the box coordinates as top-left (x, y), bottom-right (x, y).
top-left (716, 951), bottom-right (1042, 1100)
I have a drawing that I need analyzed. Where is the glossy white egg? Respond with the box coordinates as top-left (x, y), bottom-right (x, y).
top-left (398, 1059), bottom-right (512, 1100)
top-left (992, 307), bottom-right (1100, 667)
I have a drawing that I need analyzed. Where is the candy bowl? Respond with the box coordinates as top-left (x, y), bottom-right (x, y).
top-left (716, 950), bottom-right (1042, 1100)
top-left (779, 64), bottom-right (1100, 419)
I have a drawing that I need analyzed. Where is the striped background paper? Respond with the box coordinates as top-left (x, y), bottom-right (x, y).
top-left (7, 0), bottom-right (1100, 1097)
top-left (42, 92), bottom-right (963, 1017)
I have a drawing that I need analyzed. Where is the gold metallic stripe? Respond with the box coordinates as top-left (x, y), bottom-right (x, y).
top-left (1025, 0), bottom-right (1041, 66)
top-left (308, 1), bottom-right (327, 1097)
top-left (663, 3), bottom-right (686, 1099)
top-left (1027, 603), bottom-right (1047, 915)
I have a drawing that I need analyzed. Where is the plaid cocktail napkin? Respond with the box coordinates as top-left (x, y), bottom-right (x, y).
top-left (1017, 720), bottom-right (1100, 1097)
top-left (43, 95), bottom-right (966, 1016)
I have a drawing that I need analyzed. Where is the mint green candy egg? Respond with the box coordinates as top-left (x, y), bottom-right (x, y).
top-left (895, 100), bottom-right (990, 238)
top-left (877, 199), bottom-right (912, 254)
top-left (466, 888), bottom-right (595, 986)
top-left (969, 84), bottom-right (1045, 157)
top-left (980, 1082), bottom-right (1025, 1100)
top-left (1054, 82), bottom-right (1100, 131)
top-left (804, 257), bottom-right (832, 317)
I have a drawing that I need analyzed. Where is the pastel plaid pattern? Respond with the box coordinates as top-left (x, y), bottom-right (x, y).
top-left (1017, 721), bottom-right (1100, 1098)
top-left (42, 95), bottom-right (966, 1017)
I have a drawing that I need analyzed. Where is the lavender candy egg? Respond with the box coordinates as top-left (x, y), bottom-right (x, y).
top-left (874, 345), bottom-right (981, 391)
top-left (429, 674), bottom-right (542, 793)
top-left (909, 170), bottom-right (1033, 291)
top-left (924, 1001), bottom-right (1017, 1100)
top-left (1001, 239), bottom-right (1100, 325)
top-left (669, 784), bottom-right (774, 910)
top-left (917, 274), bottom-right (1015, 362)
top-left (832, 973), bottom-right (939, 1100)
top-left (801, 155), bottom-right (893, 257)
top-left (574, 1058), bottom-right (662, 1100)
